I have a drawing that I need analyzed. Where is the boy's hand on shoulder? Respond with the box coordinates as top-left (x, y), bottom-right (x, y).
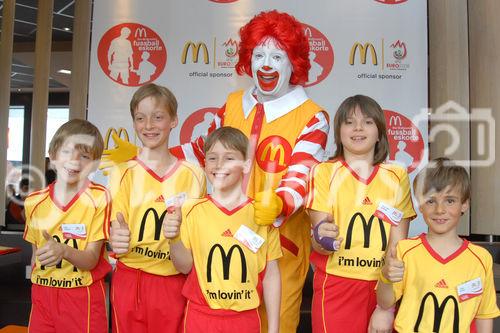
top-left (163, 206), bottom-right (182, 240)
top-left (110, 212), bottom-right (131, 255)
top-left (381, 246), bottom-right (404, 283)
top-left (36, 230), bottom-right (64, 266)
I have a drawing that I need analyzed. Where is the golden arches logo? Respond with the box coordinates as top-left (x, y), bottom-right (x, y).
top-left (349, 42), bottom-right (378, 65)
top-left (134, 27), bottom-right (147, 38)
top-left (389, 115), bottom-right (403, 127)
top-left (260, 143), bottom-right (286, 167)
top-left (104, 127), bottom-right (130, 149)
top-left (181, 42), bottom-right (209, 64)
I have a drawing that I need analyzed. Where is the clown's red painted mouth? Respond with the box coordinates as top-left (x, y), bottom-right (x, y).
top-left (257, 70), bottom-right (279, 91)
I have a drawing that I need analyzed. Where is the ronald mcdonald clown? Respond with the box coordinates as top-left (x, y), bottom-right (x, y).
top-left (104, 10), bottom-right (334, 332)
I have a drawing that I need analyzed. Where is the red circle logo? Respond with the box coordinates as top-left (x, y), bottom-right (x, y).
top-left (180, 108), bottom-right (218, 144)
top-left (255, 136), bottom-right (292, 173)
top-left (302, 23), bottom-right (334, 87)
top-left (374, 0), bottom-right (408, 4)
top-left (384, 110), bottom-right (424, 173)
top-left (98, 23), bottom-right (167, 86)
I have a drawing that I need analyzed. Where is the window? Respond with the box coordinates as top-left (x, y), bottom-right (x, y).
top-left (45, 107), bottom-right (70, 156)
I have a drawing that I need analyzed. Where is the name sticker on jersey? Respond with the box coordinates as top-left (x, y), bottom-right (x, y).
top-left (457, 277), bottom-right (483, 302)
top-left (374, 202), bottom-right (403, 226)
top-left (234, 225), bottom-right (264, 253)
top-left (165, 192), bottom-right (187, 208)
top-left (61, 224), bottom-right (87, 239)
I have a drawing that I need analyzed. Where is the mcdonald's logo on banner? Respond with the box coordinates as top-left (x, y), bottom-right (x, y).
top-left (389, 115), bottom-right (403, 127)
top-left (138, 208), bottom-right (167, 242)
top-left (134, 27), bottom-right (147, 38)
top-left (207, 244), bottom-right (247, 283)
top-left (104, 127), bottom-right (130, 149)
top-left (414, 292), bottom-right (459, 333)
top-left (349, 42), bottom-right (378, 65)
top-left (344, 212), bottom-right (387, 251)
top-left (182, 41), bottom-right (209, 64)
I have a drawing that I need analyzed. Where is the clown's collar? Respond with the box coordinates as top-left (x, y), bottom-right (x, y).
top-left (242, 85), bottom-right (309, 123)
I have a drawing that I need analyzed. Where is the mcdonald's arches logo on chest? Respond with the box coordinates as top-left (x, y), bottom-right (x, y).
top-left (256, 136), bottom-right (292, 173)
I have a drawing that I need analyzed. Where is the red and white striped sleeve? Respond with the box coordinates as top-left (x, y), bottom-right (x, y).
top-left (274, 110), bottom-right (329, 227)
top-left (170, 105), bottom-right (225, 166)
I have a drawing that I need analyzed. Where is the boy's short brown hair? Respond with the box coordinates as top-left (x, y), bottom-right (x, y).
top-left (48, 119), bottom-right (104, 160)
top-left (129, 83), bottom-right (178, 118)
top-left (413, 157), bottom-right (471, 203)
top-left (332, 95), bottom-right (389, 165)
top-left (204, 127), bottom-right (249, 159)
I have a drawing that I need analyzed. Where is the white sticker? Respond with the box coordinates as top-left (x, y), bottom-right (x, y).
top-left (61, 224), bottom-right (87, 239)
top-left (374, 202), bottom-right (403, 226)
top-left (234, 225), bottom-right (265, 253)
top-left (165, 192), bottom-right (187, 208)
top-left (457, 277), bottom-right (483, 302)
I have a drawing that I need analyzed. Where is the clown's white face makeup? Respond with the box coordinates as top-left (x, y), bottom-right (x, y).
top-left (251, 37), bottom-right (292, 100)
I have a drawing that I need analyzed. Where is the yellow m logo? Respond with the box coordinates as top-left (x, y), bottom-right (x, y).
top-left (349, 42), bottom-right (378, 65)
top-left (261, 143), bottom-right (286, 167)
top-left (181, 42), bottom-right (209, 64)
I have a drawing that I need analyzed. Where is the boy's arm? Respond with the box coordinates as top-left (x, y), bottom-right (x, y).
top-left (475, 319), bottom-right (493, 333)
top-left (31, 244), bottom-right (37, 267)
top-left (36, 231), bottom-right (104, 270)
top-left (263, 259), bottom-right (281, 333)
top-left (370, 243), bottom-right (405, 333)
top-left (169, 240), bottom-right (193, 274)
top-left (163, 206), bottom-right (193, 274)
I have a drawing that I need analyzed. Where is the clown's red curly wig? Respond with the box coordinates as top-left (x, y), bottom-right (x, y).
top-left (235, 10), bottom-right (310, 86)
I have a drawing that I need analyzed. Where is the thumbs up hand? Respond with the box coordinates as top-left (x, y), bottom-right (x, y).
top-left (110, 212), bottom-right (131, 255)
top-left (163, 205), bottom-right (182, 240)
top-left (36, 230), bottom-right (64, 267)
top-left (313, 215), bottom-right (342, 252)
top-left (380, 246), bottom-right (404, 283)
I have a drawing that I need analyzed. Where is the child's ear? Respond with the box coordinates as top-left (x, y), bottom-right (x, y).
top-left (461, 199), bottom-right (470, 215)
top-left (171, 116), bottom-right (179, 129)
top-left (242, 159), bottom-right (251, 174)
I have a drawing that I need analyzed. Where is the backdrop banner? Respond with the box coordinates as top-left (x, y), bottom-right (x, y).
top-left (88, 0), bottom-right (428, 235)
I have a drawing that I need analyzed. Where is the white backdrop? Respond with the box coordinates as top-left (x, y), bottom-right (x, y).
top-left (88, 0), bottom-right (428, 235)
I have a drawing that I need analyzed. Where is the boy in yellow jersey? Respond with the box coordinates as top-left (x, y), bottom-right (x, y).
top-left (163, 127), bottom-right (282, 333)
top-left (24, 119), bottom-right (111, 333)
top-left (306, 95), bottom-right (416, 333)
top-left (109, 83), bottom-right (206, 333)
top-left (377, 158), bottom-right (500, 333)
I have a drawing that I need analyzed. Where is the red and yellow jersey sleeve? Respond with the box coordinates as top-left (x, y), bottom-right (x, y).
top-left (110, 158), bottom-right (206, 275)
top-left (23, 182), bottom-right (111, 288)
top-left (307, 160), bottom-right (416, 281)
top-left (180, 197), bottom-right (282, 312)
top-left (392, 235), bottom-right (500, 333)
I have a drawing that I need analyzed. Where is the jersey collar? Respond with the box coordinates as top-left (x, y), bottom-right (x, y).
top-left (242, 85), bottom-right (309, 123)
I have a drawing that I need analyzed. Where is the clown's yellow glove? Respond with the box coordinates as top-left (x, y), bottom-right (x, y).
top-left (99, 132), bottom-right (139, 171)
top-left (253, 190), bottom-right (283, 226)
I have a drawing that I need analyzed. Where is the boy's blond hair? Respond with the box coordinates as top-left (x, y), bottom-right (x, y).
top-left (413, 157), bottom-right (471, 203)
top-left (48, 119), bottom-right (104, 160)
top-left (129, 83), bottom-right (178, 118)
top-left (204, 127), bottom-right (249, 159)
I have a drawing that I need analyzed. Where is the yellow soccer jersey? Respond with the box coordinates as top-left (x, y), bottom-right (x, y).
top-left (307, 159), bottom-right (416, 280)
top-left (24, 181), bottom-right (111, 288)
top-left (180, 196), bottom-right (282, 311)
top-left (392, 234), bottom-right (500, 333)
top-left (111, 158), bottom-right (206, 275)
